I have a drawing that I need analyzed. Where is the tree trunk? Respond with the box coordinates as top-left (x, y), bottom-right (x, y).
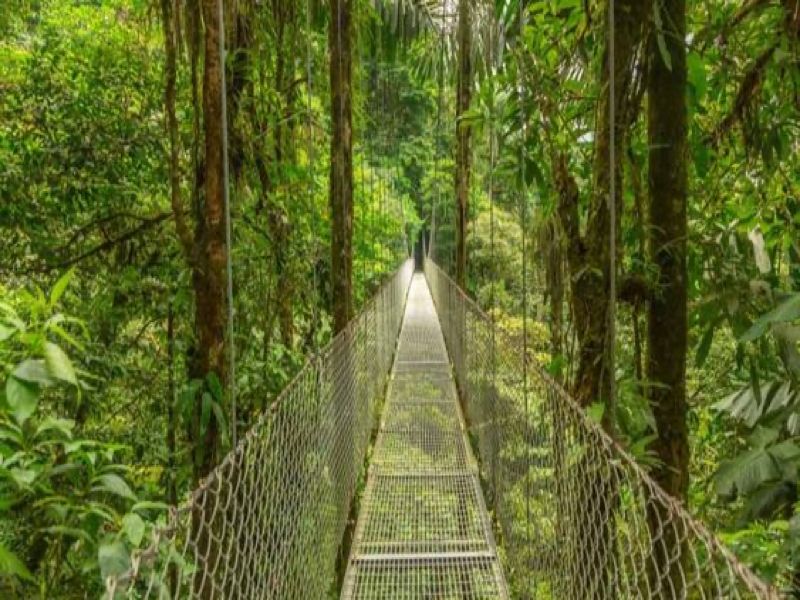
top-left (272, 0), bottom-right (297, 348)
top-left (454, 0), bottom-right (472, 289)
top-left (189, 3), bottom-right (228, 597)
top-left (329, 0), bottom-right (354, 334)
top-left (161, 0), bottom-right (193, 261)
top-left (558, 0), bottom-right (647, 415)
top-left (646, 0), bottom-right (689, 591)
top-left (191, 0), bottom-right (227, 479)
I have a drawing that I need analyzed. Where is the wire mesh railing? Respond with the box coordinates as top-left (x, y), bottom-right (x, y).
top-left (106, 259), bottom-right (414, 599)
top-left (423, 259), bottom-right (780, 600)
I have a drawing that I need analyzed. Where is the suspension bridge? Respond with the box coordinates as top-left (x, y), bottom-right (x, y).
top-left (106, 257), bottom-right (780, 599)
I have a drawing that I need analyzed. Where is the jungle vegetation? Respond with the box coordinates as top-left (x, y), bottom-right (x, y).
top-left (1, 0), bottom-right (800, 596)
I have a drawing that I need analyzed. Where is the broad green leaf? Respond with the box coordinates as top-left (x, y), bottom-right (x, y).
top-left (0, 542), bottom-right (34, 582)
top-left (12, 359), bottom-right (53, 386)
top-left (200, 392), bottom-right (212, 437)
top-left (131, 501), bottom-right (169, 514)
top-left (742, 482), bottom-right (791, 521)
top-left (93, 474), bottom-right (137, 501)
top-left (210, 398), bottom-right (229, 447)
top-left (713, 385), bottom-right (760, 425)
top-left (206, 372), bottom-right (223, 402)
top-left (49, 268), bottom-right (74, 306)
top-left (35, 416), bottom-right (75, 439)
top-left (42, 526), bottom-right (93, 543)
top-left (687, 52), bottom-right (706, 100)
top-left (767, 439), bottom-right (800, 462)
top-left (694, 326), bottom-right (714, 368)
top-left (98, 541), bottom-right (130, 580)
top-left (122, 513), bottom-right (145, 547)
top-left (748, 425), bottom-right (779, 449)
top-left (9, 468), bottom-right (37, 488)
top-left (715, 448), bottom-right (779, 497)
top-left (653, 3), bottom-right (672, 71)
top-left (43, 342), bottom-right (77, 385)
top-left (5, 376), bottom-right (39, 424)
top-left (0, 323), bottom-right (15, 342)
top-left (48, 323), bottom-right (84, 352)
top-left (740, 294), bottom-right (800, 343)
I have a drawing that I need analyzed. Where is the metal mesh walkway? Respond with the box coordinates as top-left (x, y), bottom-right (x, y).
top-left (342, 274), bottom-right (509, 599)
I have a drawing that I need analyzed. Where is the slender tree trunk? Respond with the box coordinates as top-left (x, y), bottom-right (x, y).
top-left (189, 3), bottom-right (228, 597)
top-left (272, 0), bottom-right (297, 347)
top-left (455, 0), bottom-right (472, 289)
top-left (558, 0), bottom-right (647, 415)
top-left (190, 0), bottom-right (227, 480)
top-left (162, 0), bottom-right (193, 260)
top-left (646, 0), bottom-right (689, 591)
top-left (330, 0), bottom-right (354, 334)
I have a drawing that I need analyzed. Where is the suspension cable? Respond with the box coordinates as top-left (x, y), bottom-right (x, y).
top-left (488, 2), bottom-right (498, 505)
top-left (217, 0), bottom-right (236, 448)
top-left (607, 0), bottom-right (618, 428)
top-left (518, 0), bottom-right (531, 557)
top-left (430, 21), bottom-right (445, 263)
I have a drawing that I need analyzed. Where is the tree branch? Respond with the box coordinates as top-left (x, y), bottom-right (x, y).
top-left (39, 212), bottom-right (172, 272)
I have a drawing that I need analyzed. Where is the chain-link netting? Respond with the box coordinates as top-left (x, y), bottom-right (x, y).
top-left (423, 259), bottom-right (780, 600)
top-left (106, 259), bottom-right (414, 599)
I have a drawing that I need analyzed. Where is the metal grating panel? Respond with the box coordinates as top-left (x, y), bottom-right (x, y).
top-left (355, 474), bottom-right (492, 555)
top-left (342, 273), bottom-right (507, 599)
top-left (343, 557), bottom-right (505, 599)
top-left (372, 430), bottom-right (470, 472)
top-left (389, 372), bottom-right (457, 403)
top-left (382, 401), bottom-right (463, 433)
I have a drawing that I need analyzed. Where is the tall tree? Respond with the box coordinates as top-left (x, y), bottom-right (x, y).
top-left (455, 0), bottom-right (472, 288)
top-left (160, 0), bottom-right (227, 481)
top-left (271, 0), bottom-right (299, 347)
top-left (646, 0), bottom-right (689, 590)
top-left (330, 0), bottom-right (354, 333)
top-left (191, 0), bottom-right (227, 479)
top-left (557, 0), bottom-right (648, 414)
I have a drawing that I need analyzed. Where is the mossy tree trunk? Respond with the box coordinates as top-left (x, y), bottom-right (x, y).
top-left (646, 0), bottom-right (689, 591)
top-left (330, 0), bottom-right (354, 334)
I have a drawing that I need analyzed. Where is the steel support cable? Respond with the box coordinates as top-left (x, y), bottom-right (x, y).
top-left (430, 20), bottom-right (445, 263)
top-left (388, 66), bottom-right (405, 260)
top-left (217, 0), bottom-right (236, 448)
top-left (607, 0), bottom-right (618, 425)
top-left (516, 0), bottom-right (532, 578)
top-left (487, 3), bottom-right (498, 509)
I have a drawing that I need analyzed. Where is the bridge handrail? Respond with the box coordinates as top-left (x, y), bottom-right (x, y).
top-left (107, 259), bottom-right (415, 599)
top-left (424, 258), bottom-right (780, 599)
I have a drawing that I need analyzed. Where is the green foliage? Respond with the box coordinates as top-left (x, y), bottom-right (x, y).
top-left (0, 272), bottom-right (164, 596)
top-left (1, 0), bottom-right (799, 592)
